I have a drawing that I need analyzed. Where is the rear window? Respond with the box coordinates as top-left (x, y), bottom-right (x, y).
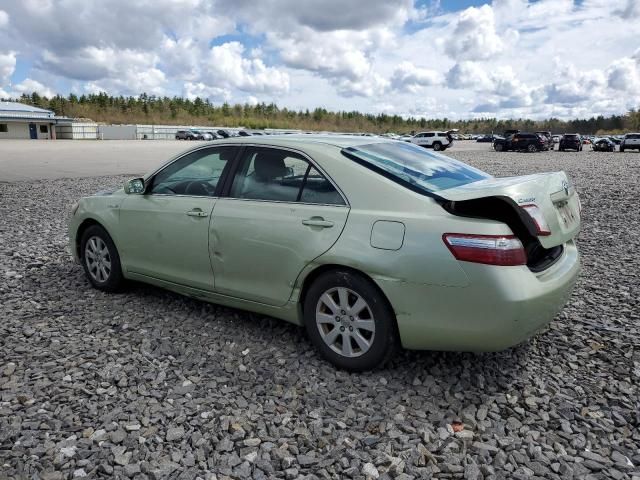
top-left (626, 134), bottom-right (640, 139)
top-left (565, 135), bottom-right (579, 139)
top-left (342, 142), bottom-right (490, 193)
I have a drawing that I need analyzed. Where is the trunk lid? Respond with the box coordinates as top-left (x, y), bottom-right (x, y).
top-left (439, 171), bottom-right (580, 248)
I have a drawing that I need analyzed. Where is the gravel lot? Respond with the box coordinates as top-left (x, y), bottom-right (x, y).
top-left (1, 145), bottom-right (639, 480)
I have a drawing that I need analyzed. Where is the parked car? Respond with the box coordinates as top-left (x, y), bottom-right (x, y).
top-left (620, 133), bottom-right (640, 152)
top-left (552, 135), bottom-right (561, 144)
top-left (559, 134), bottom-right (582, 151)
top-left (204, 131), bottom-right (221, 140)
top-left (190, 130), bottom-right (213, 141)
top-left (217, 129), bottom-right (232, 138)
top-left (608, 136), bottom-right (622, 145)
top-left (535, 131), bottom-right (553, 150)
top-left (592, 138), bottom-right (616, 152)
top-left (476, 134), bottom-right (497, 143)
top-left (494, 132), bottom-right (546, 152)
top-left (68, 136), bottom-right (581, 370)
top-left (410, 130), bottom-right (457, 151)
top-left (175, 130), bottom-right (197, 140)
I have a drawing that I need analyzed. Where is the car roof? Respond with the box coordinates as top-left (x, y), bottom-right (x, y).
top-left (205, 134), bottom-right (393, 149)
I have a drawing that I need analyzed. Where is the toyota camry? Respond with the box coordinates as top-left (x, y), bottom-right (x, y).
top-left (69, 136), bottom-right (581, 370)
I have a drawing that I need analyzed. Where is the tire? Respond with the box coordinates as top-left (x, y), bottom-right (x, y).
top-left (494, 143), bottom-right (503, 152)
top-left (80, 225), bottom-right (124, 292)
top-left (432, 142), bottom-right (442, 151)
top-left (560, 147), bottom-right (564, 152)
top-left (304, 270), bottom-right (397, 371)
top-left (620, 147), bottom-right (624, 152)
top-left (527, 144), bottom-right (538, 153)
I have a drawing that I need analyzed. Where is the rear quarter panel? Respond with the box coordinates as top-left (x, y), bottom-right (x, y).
top-left (290, 143), bottom-right (514, 293)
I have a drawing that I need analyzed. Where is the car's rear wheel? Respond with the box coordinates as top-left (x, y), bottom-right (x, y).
top-left (527, 144), bottom-right (538, 153)
top-left (81, 225), bottom-right (124, 292)
top-left (304, 270), bottom-right (397, 371)
top-left (432, 142), bottom-right (442, 151)
top-left (494, 143), bottom-right (503, 151)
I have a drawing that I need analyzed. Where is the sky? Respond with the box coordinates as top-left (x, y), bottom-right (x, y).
top-left (0, 0), bottom-right (639, 120)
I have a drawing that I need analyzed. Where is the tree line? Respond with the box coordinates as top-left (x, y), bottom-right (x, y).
top-left (9, 91), bottom-right (640, 134)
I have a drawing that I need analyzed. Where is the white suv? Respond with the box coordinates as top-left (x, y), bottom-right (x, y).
top-left (620, 133), bottom-right (640, 152)
top-left (409, 130), bottom-right (456, 151)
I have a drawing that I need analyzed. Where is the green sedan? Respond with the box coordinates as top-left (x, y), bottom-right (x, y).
top-left (69, 135), bottom-right (581, 370)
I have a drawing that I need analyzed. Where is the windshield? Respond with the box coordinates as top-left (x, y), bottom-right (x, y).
top-left (342, 142), bottom-right (490, 193)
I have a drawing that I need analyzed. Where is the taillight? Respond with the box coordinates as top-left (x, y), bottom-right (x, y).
top-left (442, 234), bottom-right (527, 266)
top-left (521, 204), bottom-right (551, 236)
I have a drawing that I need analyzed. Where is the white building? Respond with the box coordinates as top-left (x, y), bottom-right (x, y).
top-left (0, 101), bottom-right (71, 139)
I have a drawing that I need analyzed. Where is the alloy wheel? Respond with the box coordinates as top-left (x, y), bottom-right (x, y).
top-left (315, 287), bottom-right (375, 358)
top-left (85, 236), bottom-right (111, 283)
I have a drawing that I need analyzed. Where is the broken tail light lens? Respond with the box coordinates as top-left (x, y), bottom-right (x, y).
top-left (442, 234), bottom-right (527, 266)
top-left (521, 204), bottom-right (551, 236)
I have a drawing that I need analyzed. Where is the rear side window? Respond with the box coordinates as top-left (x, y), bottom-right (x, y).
top-left (230, 147), bottom-right (345, 205)
top-left (342, 142), bottom-right (489, 193)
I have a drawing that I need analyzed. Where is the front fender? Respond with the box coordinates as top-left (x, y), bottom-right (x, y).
top-left (68, 196), bottom-right (123, 262)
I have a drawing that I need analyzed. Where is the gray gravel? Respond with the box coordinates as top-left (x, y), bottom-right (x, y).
top-left (1, 148), bottom-right (639, 479)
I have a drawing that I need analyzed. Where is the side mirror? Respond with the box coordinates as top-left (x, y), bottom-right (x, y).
top-left (124, 178), bottom-right (145, 194)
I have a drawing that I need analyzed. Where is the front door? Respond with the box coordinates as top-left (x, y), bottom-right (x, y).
top-left (211, 146), bottom-right (349, 306)
top-left (28, 123), bottom-right (37, 139)
top-left (118, 145), bottom-right (239, 291)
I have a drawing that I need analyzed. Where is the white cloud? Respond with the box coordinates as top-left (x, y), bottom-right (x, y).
top-left (335, 73), bottom-right (389, 98)
top-left (11, 78), bottom-right (55, 98)
top-left (390, 61), bottom-right (441, 93)
top-left (607, 58), bottom-right (640, 92)
top-left (0, 51), bottom-right (16, 84)
top-left (204, 42), bottom-right (290, 94)
top-left (41, 47), bottom-right (167, 95)
top-left (0, 0), bottom-right (639, 119)
top-left (444, 5), bottom-right (516, 61)
top-left (446, 62), bottom-right (492, 91)
top-left (183, 82), bottom-right (231, 102)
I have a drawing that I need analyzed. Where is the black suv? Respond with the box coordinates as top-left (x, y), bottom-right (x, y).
top-left (559, 134), bottom-right (582, 151)
top-left (535, 131), bottom-right (553, 150)
top-left (494, 132), bottom-right (546, 152)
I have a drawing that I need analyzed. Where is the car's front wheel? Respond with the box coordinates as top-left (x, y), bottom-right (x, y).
top-left (304, 270), bottom-right (397, 371)
top-left (527, 144), bottom-right (538, 153)
top-left (494, 143), bottom-right (503, 151)
top-left (432, 142), bottom-right (442, 151)
top-left (80, 225), bottom-right (124, 292)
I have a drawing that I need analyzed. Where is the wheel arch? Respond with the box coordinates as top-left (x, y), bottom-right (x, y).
top-left (297, 264), bottom-right (398, 332)
top-left (74, 218), bottom-right (113, 259)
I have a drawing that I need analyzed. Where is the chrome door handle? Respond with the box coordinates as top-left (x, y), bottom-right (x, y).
top-left (302, 218), bottom-right (334, 228)
top-left (186, 209), bottom-right (208, 217)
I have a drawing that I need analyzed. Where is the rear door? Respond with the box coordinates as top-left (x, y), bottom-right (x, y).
top-left (210, 146), bottom-right (349, 306)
